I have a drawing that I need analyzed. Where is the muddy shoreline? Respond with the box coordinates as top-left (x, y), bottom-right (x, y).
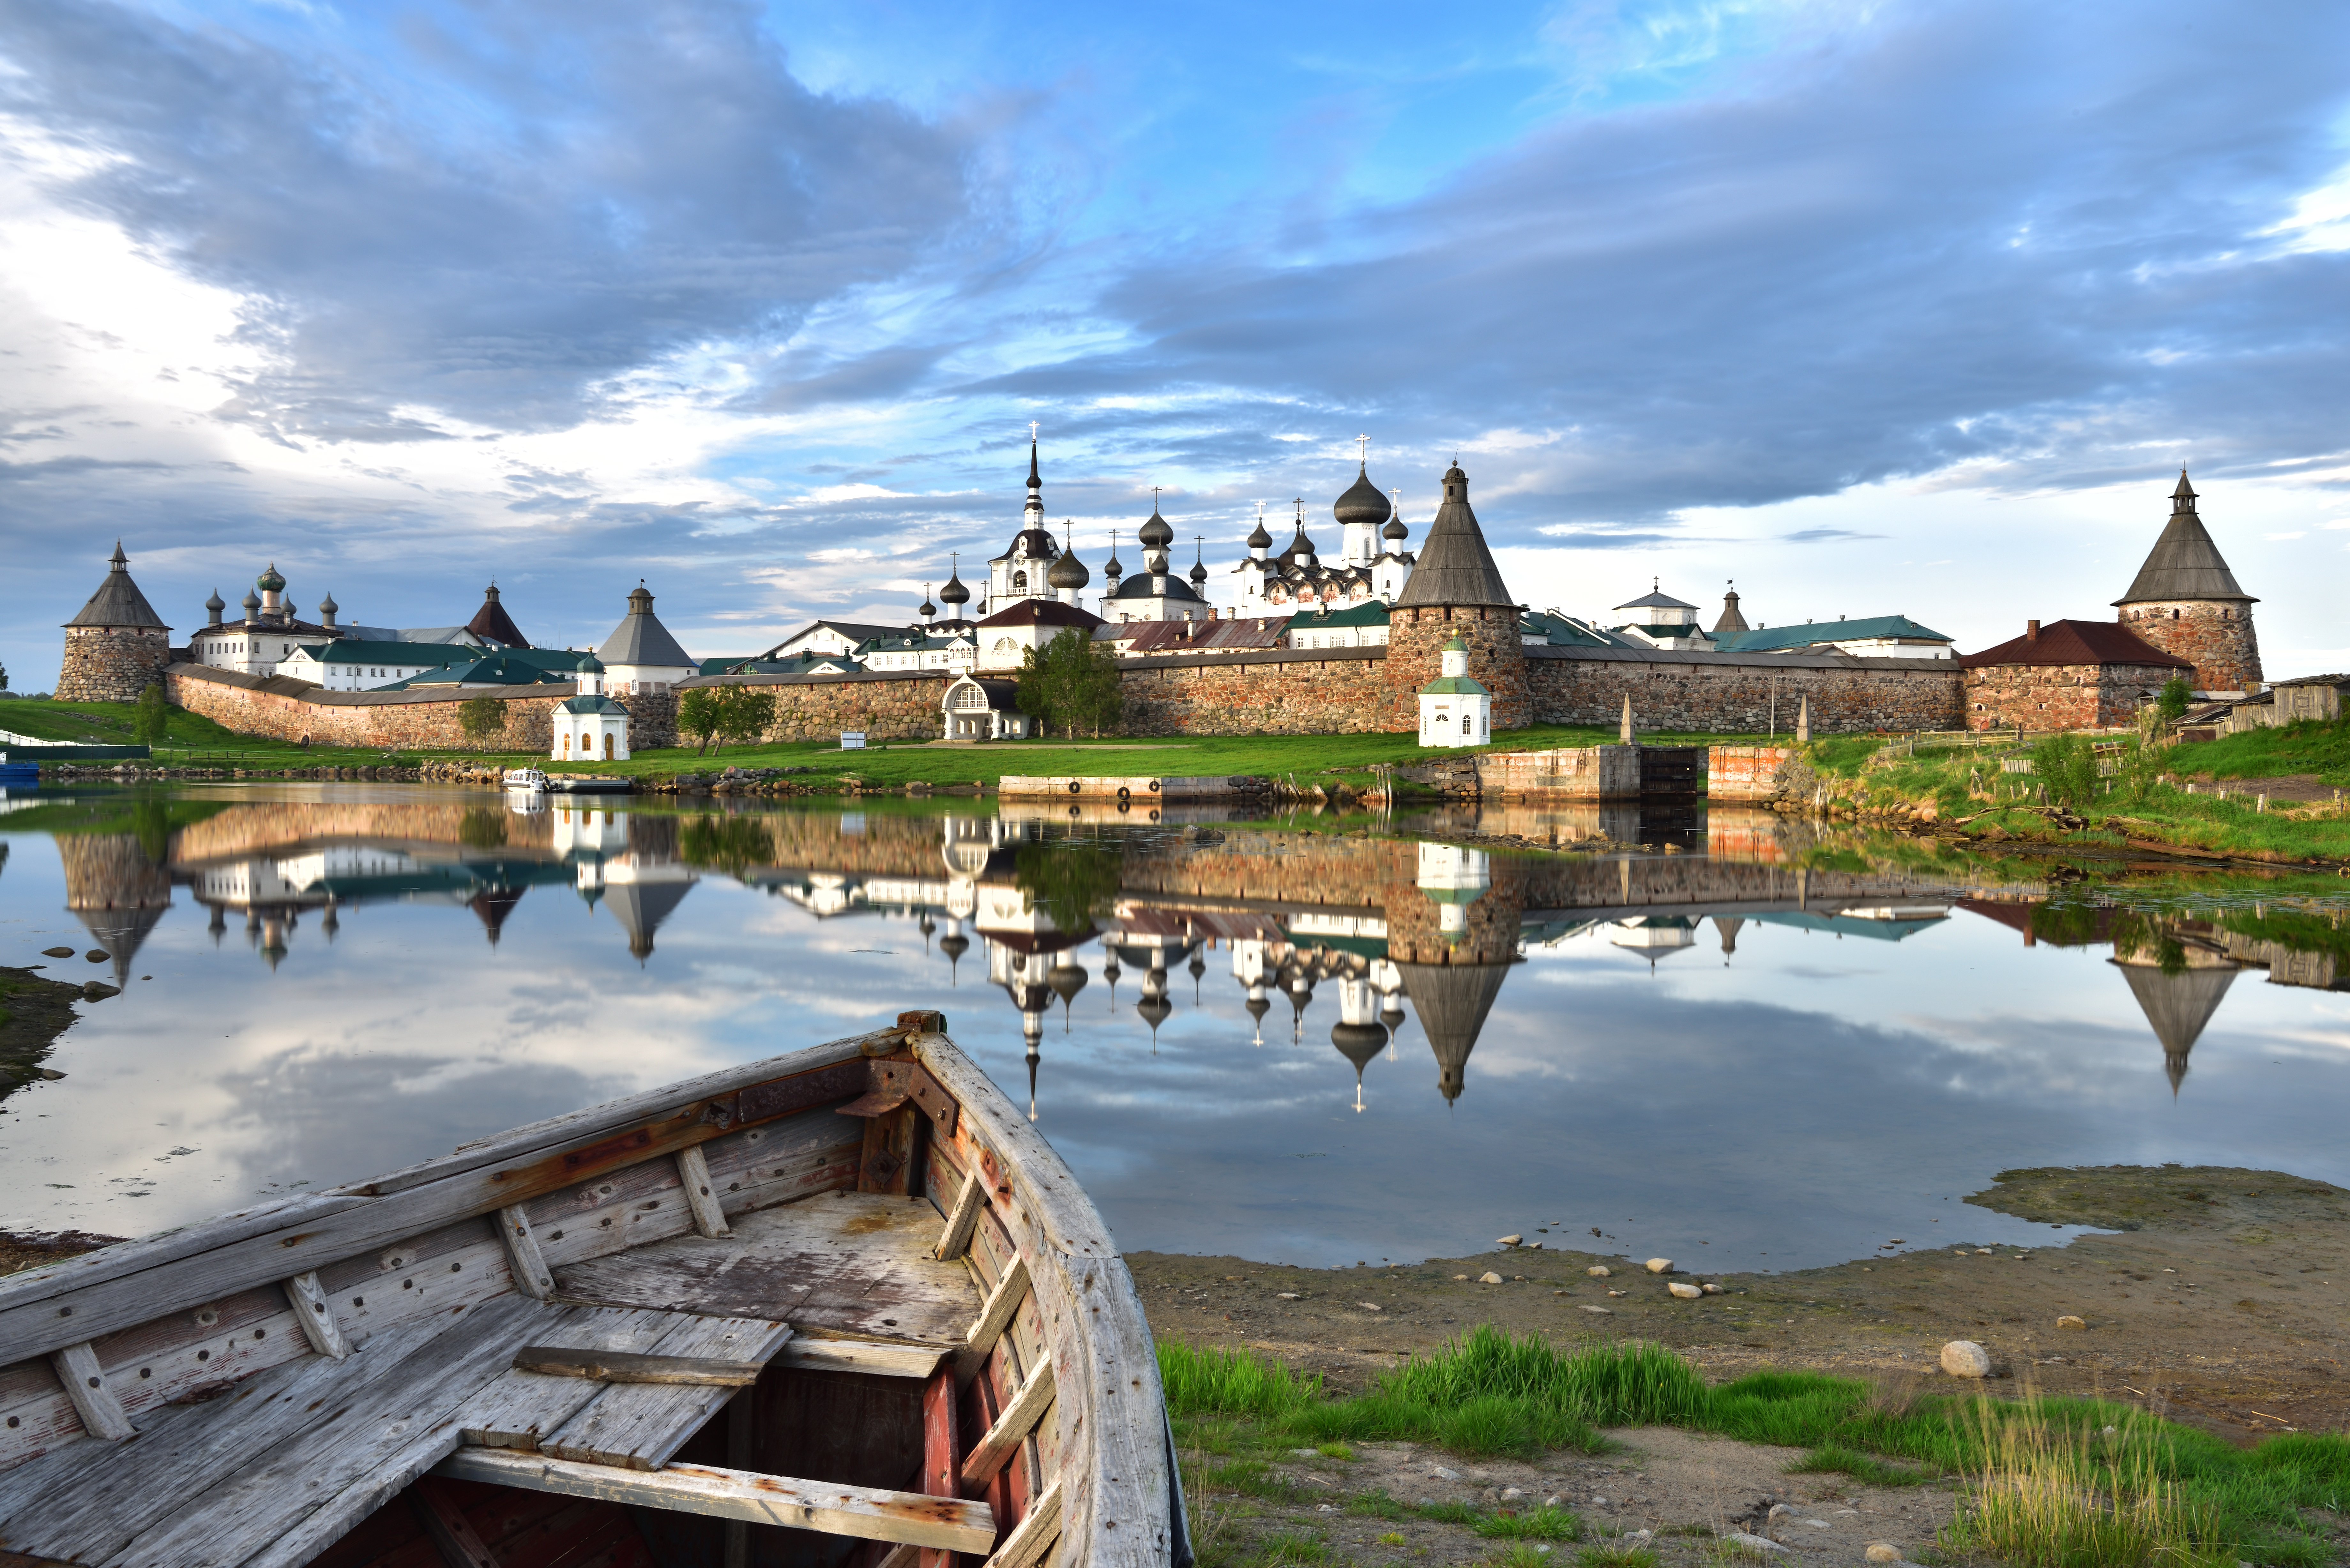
top-left (1130, 1164), bottom-right (2349, 1446)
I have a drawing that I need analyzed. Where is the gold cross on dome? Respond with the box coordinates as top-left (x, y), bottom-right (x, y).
top-left (1029, 420), bottom-right (1040, 442)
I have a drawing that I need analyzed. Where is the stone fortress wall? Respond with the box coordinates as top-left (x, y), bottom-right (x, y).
top-left (2120, 601), bottom-right (2261, 695)
top-left (56, 626), bottom-right (173, 703)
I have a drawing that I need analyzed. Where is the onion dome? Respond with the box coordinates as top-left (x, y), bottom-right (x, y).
top-left (204, 588), bottom-right (225, 620)
top-left (576, 651), bottom-right (604, 674)
top-left (241, 587), bottom-right (262, 615)
top-left (257, 562), bottom-right (285, 593)
top-left (1138, 503), bottom-right (1174, 551)
top-left (1047, 540), bottom-right (1090, 590)
top-left (919, 591), bottom-right (936, 618)
top-left (1103, 531), bottom-right (1124, 582)
top-left (1247, 512), bottom-right (1273, 550)
top-left (1188, 551), bottom-right (1208, 586)
top-left (939, 564), bottom-right (970, 606)
top-left (1136, 993), bottom-right (1173, 1033)
top-left (318, 589), bottom-right (338, 615)
top-left (1332, 1020), bottom-right (1388, 1071)
top-left (1244, 992), bottom-right (1271, 1024)
top-left (1379, 999), bottom-right (1406, 1032)
top-left (1383, 510), bottom-right (1409, 542)
top-left (1333, 463), bottom-right (1392, 528)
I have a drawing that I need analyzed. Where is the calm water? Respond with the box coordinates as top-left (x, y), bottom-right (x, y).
top-left (4, 783), bottom-right (2347, 1272)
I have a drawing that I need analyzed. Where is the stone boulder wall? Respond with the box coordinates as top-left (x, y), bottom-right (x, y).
top-left (1962, 660), bottom-right (2180, 732)
top-left (56, 627), bottom-right (173, 703)
top-left (165, 665), bottom-right (564, 750)
top-left (1117, 648), bottom-right (1397, 735)
top-left (1526, 648), bottom-right (1963, 733)
top-left (1707, 745), bottom-right (1801, 801)
top-left (2122, 603), bottom-right (2260, 694)
top-left (678, 671), bottom-right (950, 743)
top-left (1387, 604), bottom-right (1526, 729)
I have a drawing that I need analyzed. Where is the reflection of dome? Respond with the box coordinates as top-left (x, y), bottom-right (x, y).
top-left (1393, 960), bottom-right (1513, 1103)
top-left (1331, 1020), bottom-right (1386, 1069)
top-left (1136, 993), bottom-right (1173, 1037)
top-left (939, 930), bottom-right (969, 979)
top-left (2110, 953), bottom-right (2239, 1096)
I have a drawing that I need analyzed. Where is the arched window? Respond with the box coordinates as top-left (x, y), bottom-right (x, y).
top-left (561, 732), bottom-right (571, 755)
top-left (1012, 571), bottom-right (1027, 591)
top-left (952, 685), bottom-right (989, 710)
top-left (994, 637), bottom-right (1016, 652)
top-left (2172, 609), bottom-right (2180, 619)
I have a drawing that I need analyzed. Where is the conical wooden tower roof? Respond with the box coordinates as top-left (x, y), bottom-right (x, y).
top-left (2114, 471), bottom-right (2255, 605)
top-left (1394, 463), bottom-right (1515, 609)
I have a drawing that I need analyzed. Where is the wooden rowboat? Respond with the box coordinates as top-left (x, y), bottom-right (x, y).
top-left (0, 1011), bottom-right (1184, 1568)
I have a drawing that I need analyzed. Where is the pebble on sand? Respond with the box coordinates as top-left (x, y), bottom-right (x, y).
top-left (1940, 1340), bottom-right (1992, 1378)
top-left (1701, 1283), bottom-right (1725, 1294)
top-left (1587, 1265), bottom-right (1611, 1277)
top-left (1645, 1258), bottom-right (1673, 1274)
top-left (1276, 1292), bottom-right (1301, 1300)
top-left (2056, 1315), bottom-right (2087, 1331)
top-left (1579, 1305), bottom-right (1612, 1315)
top-left (1358, 1302), bottom-right (1383, 1311)
top-left (1723, 1532), bottom-right (1790, 1554)
top-left (1866, 1546), bottom-right (1902, 1562)
top-left (1497, 1234), bottom-right (1523, 1247)
top-left (1667, 1281), bottom-right (1702, 1299)
top-left (1478, 1271), bottom-right (1505, 1285)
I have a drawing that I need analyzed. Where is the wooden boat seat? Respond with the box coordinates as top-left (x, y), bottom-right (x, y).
top-left (0, 1296), bottom-right (790, 1568)
top-left (550, 1189), bottom-right (983, 1348)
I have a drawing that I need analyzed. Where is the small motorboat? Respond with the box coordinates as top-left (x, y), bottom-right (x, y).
top-left (0, 1011), bottom-right (1183, 1567)
top-left (502, 767), bottom-right (550, 793)
top-left (549, 773), bottom-right (637, 795)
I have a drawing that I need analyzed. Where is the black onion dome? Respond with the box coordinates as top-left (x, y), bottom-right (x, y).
top-left (1047, 544), bottom-right (1089, 589)
top-left (1383, 512), bottom-right (1409, 541)
top-left (1138, 505), bottom-right (1174, 550)
top-left (1333, 463), bottom-right (1392, 527)
top-left (939, 570), bottom-right (970, 606)
top-left (1188, 557), bottom-right (1209, 585)
top-left (1331, 1020), bottom-right (1388, 1072)
top-left (919, 595), bottom-right (936, 617)
top-left (1247, 515), bottom-right (1273, 549)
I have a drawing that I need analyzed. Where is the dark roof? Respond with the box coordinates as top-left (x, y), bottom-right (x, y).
top-left (1333, 464), bottom-right (1391, 528)
top-left (598, 585), bottom-right (695, 668)
top-left (1101, 616), bottom-right (1287, 654)
top-left (1393, 464), bottom-right (1515, 610)
top-left (1616, 586), bottom-right (1697, 612)
top-left (947, 675), bottom-right (1023, 707)
top-left (975, 598), bottom-right (1103, 630)
top-left (2114, 470), bottom-right (2254, 605)
top-left (466, 584), bottom-right (531, 647)
top-left (1246, 514), bottom-right (1273, 549)
top-left (1102, 571), bottom-right (1205, 604)
top-left (65, 542), bottom-right (169, 630)
top-left (1712, 590), bottom-right (1749, 634)
top-left (1391, 959), bottom-right (1513, 1103)
top-left (1289, 599), bottom-right (1391, 629)
top-left (1957, 619), bottom-right (2191, 669)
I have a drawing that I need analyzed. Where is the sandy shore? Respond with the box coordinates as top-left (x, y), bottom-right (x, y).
top-left (1130, 1164), bottom-right (2349, 1444)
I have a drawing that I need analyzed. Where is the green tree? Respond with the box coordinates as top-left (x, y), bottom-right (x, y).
top-left (1016, 629), bottom-right (1122, 739)
top-left (459, 696), bottom-right (509, 746)
top-left (677, 688), bottom-right (722, 755)
top-left (714, 686), bottom-right (776, 750)
top-left (2028, 731), bottom-right (2102, 812)
top-left (1012, 842), bottom-right (1119, 932)
top-left (131, 684), bottom-right (171, 744)
top-left (2157, 676), bottom-right (2191, 724)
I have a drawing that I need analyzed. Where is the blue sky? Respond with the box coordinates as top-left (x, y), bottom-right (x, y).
top-left (3, 0), bottom-right (2348, 687)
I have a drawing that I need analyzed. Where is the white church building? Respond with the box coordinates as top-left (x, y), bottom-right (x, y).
top-left (553, 653), bottom-right (632, 762)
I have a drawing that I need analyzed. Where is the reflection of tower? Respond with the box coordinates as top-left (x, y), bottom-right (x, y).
top-left (939, 919), bottom-right (970, 984)
top-left (1048, 957), bottom-right (1088, 1034)
top-left (1713, 915), bottom-right (1743, 963)
top-left (1102, 949), bottom-right (1121, 1011)
top-left (1284, 960), bottom-right (1315, 1044)
top-left (1330, 971), bottom-right (1389, 1112)
top-left (1610, 916), bottom-right (1699, 973)
top-left (58, 831), bottom-right (174, 986)
top-left (469, 884), bottom-right (527, 946)
top-left (2111, 939), bottom-right (2240, 1096)
top-left (599, 867), bottom-right (697, 965)
top-left (1137, 959), bottom-right (1172, 1049)
top-left (1231, 937), bottom-right (1273, 1046)
top-left (1391, 838), bottom-right (1520, 1103)
top-left (1188, 948), bottom-right (1207, 1004)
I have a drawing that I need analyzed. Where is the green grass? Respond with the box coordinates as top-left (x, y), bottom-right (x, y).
top-left (0, 697), bottom-right (299, 754)
top-left (1163, 1329), bottom-right (2350, 1566)
top-left (2170, 718), bottom-right (2350, 787)
top-left (1576, 1546), bottom-right (1658, 1568)
top-left (1473, 1507), bottom-right (1586, 1542)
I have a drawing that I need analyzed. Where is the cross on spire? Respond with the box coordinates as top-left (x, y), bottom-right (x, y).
top-left (1356, 433), bottom-right (1369, 464)
top-left (1029, 420), bottom-right (1040, 442)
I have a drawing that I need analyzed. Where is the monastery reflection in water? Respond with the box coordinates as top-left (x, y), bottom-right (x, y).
top-left (36, 791), bottom-right (2350, 1112)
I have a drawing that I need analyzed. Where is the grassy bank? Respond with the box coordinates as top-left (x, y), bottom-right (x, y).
top-left (1163, 1330), bottom-right (2350, 1568)
top-left (1803, 730), bottom-right (2350, 865)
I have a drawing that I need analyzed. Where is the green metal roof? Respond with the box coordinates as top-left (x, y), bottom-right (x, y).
top-left (1287, 599), bottom-right (1391, 630)
top-left (1419, 674), bottom-right (1490, 696)
top-left (294, 640), bottom-right (480, 667)
top-left (1711, 614), bottom-right (1952, 653)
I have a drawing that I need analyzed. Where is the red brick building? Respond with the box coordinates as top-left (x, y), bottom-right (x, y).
top-left (1957, 619), bottom-right (2190, 731)
top-left (2113, 471), bottom-right (2261, 695)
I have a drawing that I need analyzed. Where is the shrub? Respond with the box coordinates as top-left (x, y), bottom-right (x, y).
top-left (132, 683), bottom-right (172, 743)
top-left (458, 695), bottom-right (508, 745)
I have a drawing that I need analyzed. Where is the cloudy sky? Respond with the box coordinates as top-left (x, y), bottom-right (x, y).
top-left (3, 0), bottom-right (2347, 688)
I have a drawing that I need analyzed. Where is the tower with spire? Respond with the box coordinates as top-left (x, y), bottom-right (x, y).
top-left (1384, 460), bottom-right (1525, 730)
top-left (57, 542), bottom-right (174, 702)
top-left (2113, 470), bottom-right (2262, 695)
top-left (987, 432), bottom-right (1066, 609)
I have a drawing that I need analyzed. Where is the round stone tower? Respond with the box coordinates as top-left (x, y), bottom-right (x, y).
top-left (57, 541), bottom-right (174, 702)
top-left (1384, 462), bottom-right (1525, 730)
top-left (2113, 470), bottom-right (2261, 695)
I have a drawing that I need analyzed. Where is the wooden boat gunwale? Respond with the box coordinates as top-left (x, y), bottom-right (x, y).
top-left (0, 1010), bottom-right (1183, 1568)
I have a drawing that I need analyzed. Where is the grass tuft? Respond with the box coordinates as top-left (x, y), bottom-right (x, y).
top-left (1577, 1548), bottom-right (1659, 1568)
top-left (1787, 1443), bottom-right (1938, 1487)
top-left (1162, 1339), bottom-right (1323, 1420)
top-left (1937, 1395), bottom-right (2229, 1568)
top-left (1473, 1507), bottom-right (1586, 1542)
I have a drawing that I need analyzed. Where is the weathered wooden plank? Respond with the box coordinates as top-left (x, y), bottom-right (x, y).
top-left (959, 1359), bottom-right (1053, 1494)
top-left (0, 1304), bottom-right (465, 1566)
top-left (511, 1349), bottom-right (761, 1386)
top-left (774, 1338), bottom-right (948, 1379)
top-left (540, 1316), bottom-right (790, 1472)
top-left (552, 1192), bottom-right (979, 1347)
top-left (447, 1307), bottom-right (677, 1451)
top-left (675, 1146), bottom-right (731, 1239)
top-left (498, 1203), bottom-right (556, 1300)
top-left (432, 1450), bottom-right (998, 1554)
top-left (919, 1364), bottom-right (958, 1568)
top-left (838, 1088), bottom-right (911, 1118)
top-left (412, 1475), bottom-right (500, 1568)
top-left (984, 1478), bottom-right (1062, 1568)
top-left (282, 1270), bottom-right (350, 1360)
top-left (0, 1193), bottom-right (367, 1315)
top-left (46, 1343), bottom-right (130, 1443)
top-left (872, 1544), bottom-right (923, 1568)
top-left (899, 1064), bottom-right (960, 1141)
top-left (958, 1256), bottom-right (1029, 1387)
top-left (724, 1387), bottom-right (754, 1568)
top-left (915, 1032), bottom-right (1175, 1568)
top-left (0, 1037), bottom-right (889, 1367)
top-left (858, 1103), bottom-right (921, 1197)
top-left (112, 1293), bottom-right (542, 1568)
top-left (934, 1168), bottom-right (985, 1263)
